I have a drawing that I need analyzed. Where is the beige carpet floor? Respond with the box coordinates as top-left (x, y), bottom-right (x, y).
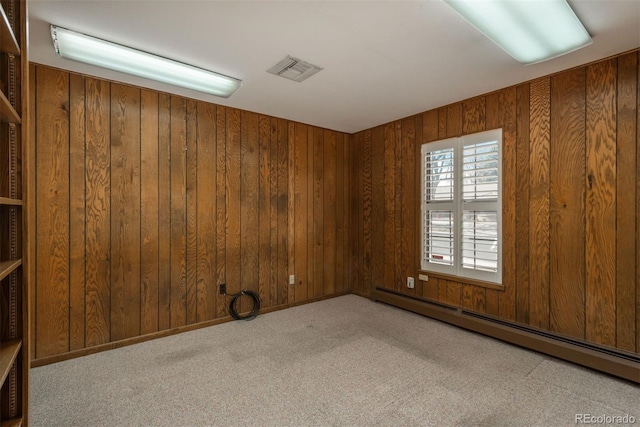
top-left (30, 295), bottom-right (639, 426)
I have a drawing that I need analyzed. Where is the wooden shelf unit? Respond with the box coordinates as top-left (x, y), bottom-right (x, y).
top-left (0, 198), bottom-right (21, 206)
top-left (0, 259), bottom-right (21, 281)
top-left (0, 91), bottom-right (20, 124)
top-left (0, 4), bottom-right (19, 55)
top-left (0, 341), bottom-right (21, 385)
top-left (0, 0), bottom-right (29, 425)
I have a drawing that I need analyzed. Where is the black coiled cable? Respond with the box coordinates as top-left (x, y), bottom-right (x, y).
top-left (229, 290), bottom-right (261, 321)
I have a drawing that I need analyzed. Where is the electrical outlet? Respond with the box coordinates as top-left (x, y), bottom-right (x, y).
top-left (407, 277), bottom-right (415, 289)
top-left (219, 284), bottom-right (226, 295)
top-left (289, 275), bottom-right (295, 285)
top-left (418, 274), bottom-right (429, 282)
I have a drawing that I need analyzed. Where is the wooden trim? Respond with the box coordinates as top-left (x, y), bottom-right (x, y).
top-left (0, 197), bottom-right (22, 206)
top-left (31, 290), bottom-right (350, 367)
top-left (21, 2), bottom-right (32, 424)
top-left (0, 259), bottom-right (21, 281)
top-left (0, 91), bottom-right (21, 124)
top-left (371, 288), bottom-right (640, 383)
top-left (0, 340), bottom-right (21, 385)
top-left (418, 270), bottom-right (505, 291)
top-left (0, 3), bottom-right (19, 55)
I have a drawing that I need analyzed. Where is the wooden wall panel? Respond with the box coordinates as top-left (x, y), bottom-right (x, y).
top-left (371, 127), bottom-right (384, 289)
top-left (323, 130), bottom-right (337, 296)
top-left (110, 84), bottom-right (141, 341)
top-left (225, 107), bottom-right (242, 311)
top-left (140, 90), bottom-right (160, 334)
top-left (84, 77), bottom-right (111, 347)
top-left (515, 83), bottom-right (530, 324)
top-left (287, 122), bottom-right (296, 303)
top-left (393, 122), bottom-right (402, 293)
top-left (35, 67), bottom-right (70, 358)
top-left (463, 97), bottom-right (485, 134)
top-left (68, 74), bottom-right (86, 351)
top-left (32, 65), bottom-right (350, 361)
top-left (170, 97), bottom-right (187, 328)
top-left (313, 127), bottom-right (324, 297)
top-left (351, 50), bottom-right (640, 354)
top-left (196, 102), bottom-right (216, 323)
top-left (157, 94), bottom-right (171, 330)
top-left (383, 123), bottom-right (396, 290)
top-left (615, 53), bottom-right (637, 352)
top-left (528, 77), bottom-right (551, 329)
top-left (307, 127), bottom-right (315, 299)
top-left (586, 60), bottom-right (617, 347)
top-left (362, 130), bottom-right (372, 295)
top-left (258, 114), bottom-right (271, 305)
top-left (293, 122), bottom-right (308, 302)
top-left (350, 132), bottom-right (363, 293)
top-left (413, 108), bottom-right (422, 302)
top-left (185, 100), bottom-right (198, 325)
top-left (549, 68), bottom-right (586, 339)
top-left (335, 133), bottom-right (346, 294)
top-left (268, 118), bottom-right (278, 307)
top-left (240, 111), bottom-right (259, 310)
top-left (401, 118), bottom-right (416, 296)
top-left (276, 118), bottom-right (289, 306)
top-left (215, 106), bottom-right (227, 318)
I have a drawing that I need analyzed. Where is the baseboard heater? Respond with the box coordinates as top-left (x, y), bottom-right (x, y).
top-left (372, 287), bottom-right (639, 384)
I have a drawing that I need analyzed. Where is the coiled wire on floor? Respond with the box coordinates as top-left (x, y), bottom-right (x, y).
top-left (229, 290), bottom-right (261, 321)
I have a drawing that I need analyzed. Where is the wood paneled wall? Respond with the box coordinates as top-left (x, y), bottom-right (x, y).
top-left (351, 50), bottom-right (640, 354)
top-left (30, 64), bottom-right (350, 361)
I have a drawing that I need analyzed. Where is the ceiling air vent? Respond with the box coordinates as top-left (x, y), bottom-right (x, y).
top-left (267, 55), bottom-right (323, 83)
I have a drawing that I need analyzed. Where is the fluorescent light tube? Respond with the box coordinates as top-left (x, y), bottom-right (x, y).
top-left (443, 0), bottom-right (592, 64)
top-left (50, 25), bottom-right (241, 98)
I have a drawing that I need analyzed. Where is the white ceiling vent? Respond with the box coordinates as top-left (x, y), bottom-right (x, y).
top-left (267, 55), bottom-right (323, 83)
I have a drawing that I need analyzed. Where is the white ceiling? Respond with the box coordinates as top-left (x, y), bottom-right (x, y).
top-left (29, 0), bottom-right (640, 134)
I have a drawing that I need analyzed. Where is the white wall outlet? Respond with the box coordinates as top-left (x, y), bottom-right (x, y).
top-left (407, 277), bottom-right (415, 289)
top-left (289, 274), bottom-right (295, 285)
top-left (418, 274), bottom-right (429, 282)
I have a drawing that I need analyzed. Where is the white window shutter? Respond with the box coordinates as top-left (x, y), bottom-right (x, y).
top-left (420, 129), bottom-right (502, 285)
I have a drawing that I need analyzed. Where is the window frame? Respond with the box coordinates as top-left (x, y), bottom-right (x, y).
top-left (420, 128), bottom-right (503, 286)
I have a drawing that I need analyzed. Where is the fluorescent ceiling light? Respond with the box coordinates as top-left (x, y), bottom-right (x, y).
top-left (50, 25), bottom-right (241, 98)
top-left (443, 0), bottom-right (592, 64)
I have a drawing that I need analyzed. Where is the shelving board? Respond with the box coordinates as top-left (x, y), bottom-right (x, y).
top-left (0, 340), bottom-right (21, 385)
top-left (1, 418), bottom-right (22, 427)
top-left (0, 3), bottom-right (20, 55)
top-left (0, 259), bottom-right (21, 281)
top-left (0, 197), bottom-right (22, 206)
top-left (0, 90), bottom-right (20, 124)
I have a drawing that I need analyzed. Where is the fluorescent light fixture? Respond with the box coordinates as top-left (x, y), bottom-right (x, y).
top-left (50, 25), bottom-right (241, 98)
top-left (443, 0), bottom-right (592, 64)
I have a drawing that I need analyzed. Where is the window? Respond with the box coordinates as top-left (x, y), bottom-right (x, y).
top-left (421, 129), bottom-right (502, 285)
